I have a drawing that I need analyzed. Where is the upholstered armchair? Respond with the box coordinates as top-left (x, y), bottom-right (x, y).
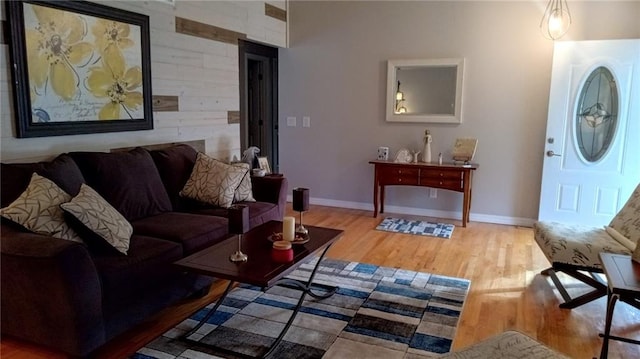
top-left (533, 183), bottom-right (640, 308)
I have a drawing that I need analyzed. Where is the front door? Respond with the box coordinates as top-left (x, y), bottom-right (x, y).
top-left (538, 39), bottom-right (640, 225)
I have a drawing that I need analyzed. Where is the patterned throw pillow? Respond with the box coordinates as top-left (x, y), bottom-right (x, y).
top-left (609, 183), bottom-right (640, 246)
top-left (0, 173), bottom-right (81, 242)
top-left (61, 184), bottom-right (132, 255)
top-left (180, 153), bottom-right (248, 208)
top-left (232, 162), bottom-right (256, 203)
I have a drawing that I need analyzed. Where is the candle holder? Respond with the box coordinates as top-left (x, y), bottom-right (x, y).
top-left (293, 188), bottom-right (310, 239)
top-left (228, 204), bottom-right (249, 262)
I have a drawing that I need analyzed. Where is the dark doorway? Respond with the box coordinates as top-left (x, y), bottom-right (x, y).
top-left (239, 40), bottom-right (279, 172)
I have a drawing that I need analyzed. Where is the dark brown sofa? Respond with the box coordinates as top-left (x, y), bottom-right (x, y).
top-left (0, 144), bottom-right (287, 357)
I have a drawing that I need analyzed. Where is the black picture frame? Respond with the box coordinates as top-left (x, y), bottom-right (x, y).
top-left (5, 0), bottom-right (153, 138)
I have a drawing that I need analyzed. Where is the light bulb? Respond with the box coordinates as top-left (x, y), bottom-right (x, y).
top-left (547, 10), bottom-right (569, 39)
top-left (396, 92), bottom-right (404, 101)
top-left (540, 0), bottom-right (571, 40)
top-left (549, 13), bottom-right (562, 31)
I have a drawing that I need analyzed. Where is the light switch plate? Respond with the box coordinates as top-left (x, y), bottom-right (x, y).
top-left (286, 117), bottom-right (296, 127)
top-left (302, 116), bottom-right (311, 128)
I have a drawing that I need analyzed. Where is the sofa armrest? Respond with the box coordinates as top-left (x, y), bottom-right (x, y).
top-left (251, 175), bottom-right (288, 218)
top-left (1, 224), bottom-right (106, 357)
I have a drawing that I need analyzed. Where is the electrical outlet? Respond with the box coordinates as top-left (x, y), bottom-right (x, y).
top-left (429, 188), bottom-right (437, 198)
top-left (286, 116), bottom-right (296, 127)
top-left (302, 116), bottom-right (311, 128)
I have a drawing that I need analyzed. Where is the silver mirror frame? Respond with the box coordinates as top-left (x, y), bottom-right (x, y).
top-left (386, 58), bottom-right (465, 124)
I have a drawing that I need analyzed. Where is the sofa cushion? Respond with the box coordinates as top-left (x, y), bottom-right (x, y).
top-left (1, 154), bottom-right (85, 208)
top-left (0, 173), bottom-right (82, 242)
top-left (609, 183), bottom-right (640, 246)
top-left (232, 162), bottom-right (256, 203)
top-left (190, 201), bottom-right (279, 229)
top-left (180, 153), bottom-right (248, 209)
top-left (605, 226), bottom-right (635, 251)
top-left (92, 234), bottom-right (183, 306)
top-left (533, 221), bottom-right (631, 269)
top-left (131, 212), bottom-right (229, 255)
top-left (437, 330), bottom-right (569, 358)
top-left (68, 148), bottom-right (172, 221)
top-left (149, 144), bottom-right (198, 211)
top-left (61, 184), bottom-right (133, 256)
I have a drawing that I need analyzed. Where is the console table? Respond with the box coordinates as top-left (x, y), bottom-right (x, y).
top-left (369, 160), bottom-right (478, 227)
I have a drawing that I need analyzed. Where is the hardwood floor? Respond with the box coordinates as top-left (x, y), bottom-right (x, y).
top-left (2, 205), bottom-right (639, 358)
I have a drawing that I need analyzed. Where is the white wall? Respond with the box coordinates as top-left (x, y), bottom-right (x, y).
top-left (278, 1), bottom-right (640, 225)
top-left (0, 0), bottom-right (286, 162)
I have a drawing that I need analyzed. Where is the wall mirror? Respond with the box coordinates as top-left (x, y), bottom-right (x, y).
top-left (386, 58), bottom-right (464, 124)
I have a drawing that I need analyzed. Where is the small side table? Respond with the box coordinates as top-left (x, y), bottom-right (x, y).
top-left (598, 253), bottom-right (640, 359)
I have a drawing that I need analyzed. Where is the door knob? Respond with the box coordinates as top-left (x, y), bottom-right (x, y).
top-left (546, 150), bottom-right (561, 157)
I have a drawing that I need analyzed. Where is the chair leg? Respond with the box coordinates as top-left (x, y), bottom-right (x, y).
top-left (541, 265), bottom-right (608, 309)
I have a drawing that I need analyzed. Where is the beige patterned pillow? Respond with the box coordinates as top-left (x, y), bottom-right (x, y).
top-left (0, 173), bottom-right (81, 242)
top-left (61, 184), bottom-right (132, 255)
top-left (609, 183), bottom-right (640, 246)
top-left (232, 162), bottom-right (255, 203)
top-left (180, 153), bottom-right (248, 208)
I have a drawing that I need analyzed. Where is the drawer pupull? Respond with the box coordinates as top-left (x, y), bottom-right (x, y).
top-left (399, 178), bottom-right (402, 182)
top-left (440, 173), bottom-right (444, 177)
top-left (439, 181), bottom-right (443, 185)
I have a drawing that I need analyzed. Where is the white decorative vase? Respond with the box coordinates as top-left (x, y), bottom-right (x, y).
top-left (422, 130), bottom-right (432, 163)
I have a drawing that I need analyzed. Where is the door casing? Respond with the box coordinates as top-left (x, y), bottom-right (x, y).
top-left (239, 40), bottom-right (279, 172)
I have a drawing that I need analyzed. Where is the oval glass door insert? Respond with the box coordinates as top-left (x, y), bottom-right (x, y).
top-left (576, 66), bottom-right (619, 162)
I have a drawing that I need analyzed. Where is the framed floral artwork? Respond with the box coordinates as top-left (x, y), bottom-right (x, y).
top-left (5, 1), bottom-right (153, 138)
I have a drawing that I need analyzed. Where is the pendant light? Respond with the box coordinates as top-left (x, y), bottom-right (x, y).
top-left (540, 0), bottom-right (571, 40)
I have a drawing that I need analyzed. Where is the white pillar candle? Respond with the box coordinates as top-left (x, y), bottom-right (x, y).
top-left (283, 216), bottom-right (295, 241)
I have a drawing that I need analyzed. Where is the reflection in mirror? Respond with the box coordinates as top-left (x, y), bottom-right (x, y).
top-left (396, 66), bottom-right (457, 115)
top-left (387, 58), bottom-right (464, 124)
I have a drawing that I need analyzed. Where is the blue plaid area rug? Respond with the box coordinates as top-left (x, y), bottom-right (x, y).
top-left (376, 217), bottom-right (455, 239)
top-left (133, 258), bottom-right (470, 359)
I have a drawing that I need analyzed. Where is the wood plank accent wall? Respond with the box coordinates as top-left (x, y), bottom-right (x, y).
top-left (265, 3), bottom-right (287, 22)
top-left (227, 111), bottom-right (240, 124)
top-left (111, 139), bottom-right (205, 153)
top-left (175, 16), bottom-right (247, 45)
top-left (152, 95), bottom-right (179, 112)
top-left (0, 1), bottom-right (287, 163)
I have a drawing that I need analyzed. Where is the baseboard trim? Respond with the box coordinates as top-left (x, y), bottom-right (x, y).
top-left (287, 196), bottom-right (535, 227)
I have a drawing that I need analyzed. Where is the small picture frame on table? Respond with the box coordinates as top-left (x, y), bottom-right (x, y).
top-left (257, 157), bottom-right (271, 174)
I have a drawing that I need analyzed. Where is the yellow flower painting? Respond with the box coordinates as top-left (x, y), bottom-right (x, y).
top-left (25, 4), bottom-right (93, 101)
top-left (93, 19), bottom-right (135, 60)
top-left (15, 1), bottom-right (148, 130)
top-left (87, 55), bottom-right (143, 120)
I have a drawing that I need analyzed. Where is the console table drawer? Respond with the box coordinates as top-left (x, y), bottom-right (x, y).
top-left (420, 170), bottom-right (463, 180)
top-left (378, 167), bottom-right (419, 185)
top-left (420, 177), bottom-right (463, 191)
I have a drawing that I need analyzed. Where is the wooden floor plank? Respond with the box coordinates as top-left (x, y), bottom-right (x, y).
top-left (1, 205), bottom-right (639, 358)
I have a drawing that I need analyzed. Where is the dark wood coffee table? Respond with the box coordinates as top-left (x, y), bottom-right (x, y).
top-left (174, 220), bottom-right (343, 358)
